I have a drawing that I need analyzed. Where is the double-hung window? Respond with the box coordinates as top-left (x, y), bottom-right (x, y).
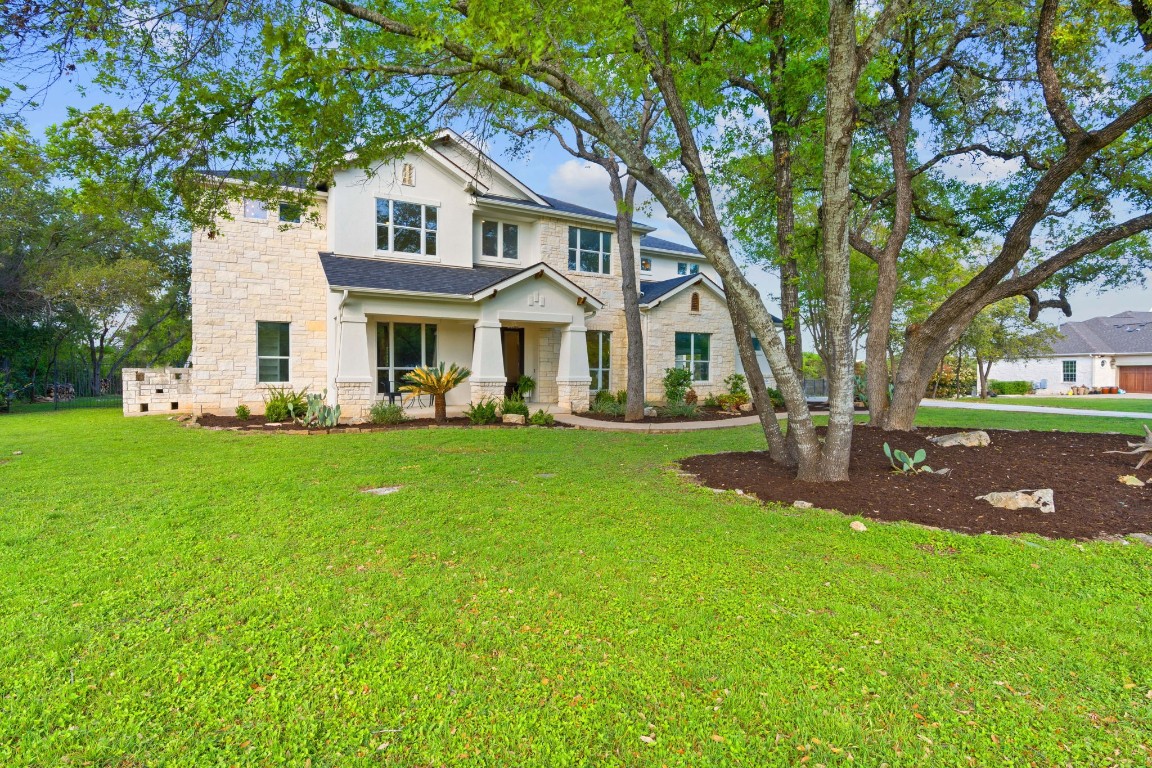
top-left (675, 332), bottom-right (711, 382)
top-left (377, 322), bottom-right (438, 393)
top-left (677, 262), bottom-right (700, 276)
top-left (376, 199), bottom-right (438, 256)
top-left (587, 331), bottom-right (611, 391)
top-left (257, 322), bottom-right (290, 382)
top-left (481, 221), bottom-right (519, 260)
top-left (1062, 360), bottom-right (1077, 383)
top-left (568, 227), bottom-right (612, 274)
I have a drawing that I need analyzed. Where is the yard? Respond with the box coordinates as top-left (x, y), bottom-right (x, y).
top-left (1, 409), bottom-right (1151, 766)
top-left (958, 396), bottom-right (1152, 414)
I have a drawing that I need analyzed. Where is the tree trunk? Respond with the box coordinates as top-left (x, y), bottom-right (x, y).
top-left (865, 257), bottom-right (899, 424)
top-left (728, 295), bottom-right (794, 466)
top-left (434, 393), bottom-right (447, 424)
top-left (606, 171), bottom-right (646, 422)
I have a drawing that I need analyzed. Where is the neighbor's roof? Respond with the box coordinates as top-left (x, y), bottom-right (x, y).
top-left (320, 253), bottom-right (519, 296)
top-left (1048, 311), bottom-right (1152, 355)
top-left (639, 235), bottom-right (702, 256)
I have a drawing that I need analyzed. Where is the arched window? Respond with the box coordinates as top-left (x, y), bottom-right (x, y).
top-left (690, 292), bottom-right (701, 312)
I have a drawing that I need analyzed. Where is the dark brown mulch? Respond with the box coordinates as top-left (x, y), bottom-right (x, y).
top-left (680, 426), bottom-right (1152, 540)
top-left (192, 413), bottom-right (563, 431)
top-left (581, 406), bottom-right (763, 424)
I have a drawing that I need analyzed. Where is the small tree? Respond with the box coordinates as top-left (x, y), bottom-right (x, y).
top-left (959, 298), bottom-right (1059, 399)
top-left (400, 363), bottom-right (471, 424)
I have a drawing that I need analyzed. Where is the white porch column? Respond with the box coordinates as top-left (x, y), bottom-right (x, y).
top-left (556, 322), bottom-right (592, 413)
top-left (333, 300), bottom-right (373, 418)
top-left (470, 321), bottom-right (507, 402)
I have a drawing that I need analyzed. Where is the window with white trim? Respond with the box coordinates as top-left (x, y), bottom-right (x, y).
top-left (480, 220), bottom-right (519, 260)
top-left (677, 262), bottom-right (700, 275)
top-left (640, 257), bottom-right (653, 272)
top-left (376, 199), bottom-right (438, 256)
top-left (377, 322), bottom-right (438, 393)
top-left (568, 227), bottom-right (612, 274)
top-left (587, 331), bottom-right (611, 391)
top-left (1062, 359), bottom-right (1077, 383)
top-left (257, 322), bottom-right (290, 382)
top-left (675, 331), bottom-right (711, 382)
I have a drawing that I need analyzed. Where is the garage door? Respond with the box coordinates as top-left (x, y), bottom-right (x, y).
top-left (1119, 366), bottom-right (1152, 393)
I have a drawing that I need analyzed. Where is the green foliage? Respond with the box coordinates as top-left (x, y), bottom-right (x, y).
top-left (234, 404), bottom-right (250, 421)
top-left (528, 409), bottom-right (555, 426)
top-left (765, 387), bottom-right (786, 409)
top-left (369, 401), bottom-right (408, 425)
top-left (299, 389), bottom-right (341, 428)
top-left (716, 392), bottom-right (749, 412)
top-left (590, 389), bottom-right (625, 416)
top-left (883, 443), bottom-right (934, 474)
top-left (702, 393), bottom-right (720, 407)
top-left (684, 388), bottom-right (698, 406)
top-left (662, 367), bottom-right (693, 405)
top-left (724, 373), bottom-right (749, 398)
top-left (989, 380), bottom-right (1033, 396)
top-left (516, 375), bottom-right (536, 398)
top-left (499, 394), bottom-right (530, 417)
top-left (262, 385), bottom-right (307, 423)
top-left (463, 398), bottom-right (499, 425)
top-left (401, 363), bottom-right (471, 423)
top-left (660, 402), bottom-right (700, 419)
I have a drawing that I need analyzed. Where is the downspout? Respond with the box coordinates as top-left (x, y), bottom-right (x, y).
top-left (333, 290), bottom-right (350, 405)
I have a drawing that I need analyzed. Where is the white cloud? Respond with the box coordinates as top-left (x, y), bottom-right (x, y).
top-left (937, 153), bottom-right (1021, 183)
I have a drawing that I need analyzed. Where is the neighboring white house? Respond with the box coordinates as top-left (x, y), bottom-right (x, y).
top-left (139, 130), bottom-right (780, 418)
top-left (988, 311), bottom-right (1152, 394)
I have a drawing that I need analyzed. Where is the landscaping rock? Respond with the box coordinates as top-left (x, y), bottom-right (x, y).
top-left (12, 450), bottom-right (22, 456)
top-left (976, 488), bottom-right (1055, 514)
top-left (850, 521), bottom-right (868, 532)
top-left (644, 407), bottom-right (658, 418)
top-left (739, 403), bottom-right (755, 413)
top-left (264, 422), bottom-right (282, 427)
top-left (502, 414), bottom-right (526, 425)
top-left (792, 500), bottom-right (814, 509)
top-left (1130, 533), bottom-right (1152, 547)
top-left (928, 430), bottom-right (991, 448)
top-left (362, 486), bottom-right (402, 495)
top-left (1119, 475), bottom-right (1146, 487)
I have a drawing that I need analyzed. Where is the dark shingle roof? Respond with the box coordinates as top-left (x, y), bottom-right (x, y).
top-left (1049, 311), bottom-right (1152, 355)
top-left (639, 274), bottom-right (701, 304)
top-left (475, 193), bottom-right (618, 223)
top-left (319, 253), bottom-right (519, 296)
top-left (201, 169), bottom-right (328, 192)
top-left (639, 235), bottom-right (701, 255)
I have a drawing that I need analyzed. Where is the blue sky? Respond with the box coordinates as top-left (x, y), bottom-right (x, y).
top-left (15, 70), bottom-right (1149, 328)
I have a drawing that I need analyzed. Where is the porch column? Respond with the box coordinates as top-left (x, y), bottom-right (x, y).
top-left (470, 321), bottom-right (506, 403)
top-left (334, 300), bottom-right (373, 418)
top-left (556, 322), bottom-right (592, 413)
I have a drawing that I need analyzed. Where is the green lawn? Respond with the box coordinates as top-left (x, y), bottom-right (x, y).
top-left (958, 395), bottom-right (1152, 414)
top-left (1, 409), bottom-right (1150, 766)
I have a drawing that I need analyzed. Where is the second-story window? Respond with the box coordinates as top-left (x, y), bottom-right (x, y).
top-left (376, 199), bottom-right (437, 256)
top-left (677, 262), bottom-right (700, 276)
top-left (568, 227), bottom-right (612, 274)
top-left (481, 221), bottom-right (519, 260)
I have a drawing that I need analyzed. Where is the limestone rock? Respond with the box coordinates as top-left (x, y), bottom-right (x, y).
top-left (738, 403), bottom-right (755, 413)
top-left (928, 430), bottom-right (991, 448)
top-left (976, 488), bottom-right (1055, 514)
top-left (792, 500), bottom-right (814, 509)
top-left (643, 407), bottom-right (658, 418)
top-left (502, 413), bottom-right (526, 425)
top-left (850, 521), bottom-right (868, 532)
top-left (1130, 533), bottom-right (1152, 547)
top-left (1119, 475), bottom-right (1146, 487)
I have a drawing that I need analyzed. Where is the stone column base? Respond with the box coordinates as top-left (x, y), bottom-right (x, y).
top-left (336, 380), bottom-right (375, 421)
top-left (557, 379), bottom-right (592, 413)
top-left (470, 378), bottom-right (506, 403)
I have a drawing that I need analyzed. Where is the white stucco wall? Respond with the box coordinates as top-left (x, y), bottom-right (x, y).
top-left (988, 355), bottom-right (1117, 393)
top-left (640, 251), bottom-right (718, 282)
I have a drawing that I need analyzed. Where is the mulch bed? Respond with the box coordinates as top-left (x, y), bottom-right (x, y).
top-left (581, 406), bottom-right (762, 424)
top-left (680, 426), bottom-right (1152, 540)
top-left (191, 414), bottom-right (563, 431)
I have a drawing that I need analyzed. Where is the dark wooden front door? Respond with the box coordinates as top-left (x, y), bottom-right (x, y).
top-left (501, 328), bottom-right (524, 398)
top-left (1120, 366), bottom-right (1152, 393)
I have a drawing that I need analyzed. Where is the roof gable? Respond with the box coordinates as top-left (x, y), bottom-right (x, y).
top-left (1048, 311), bottom-right (1152, 355)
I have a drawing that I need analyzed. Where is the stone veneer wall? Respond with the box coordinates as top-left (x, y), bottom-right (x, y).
top-left (535, 328), bottom-right (561, 404)
top-left (122, 367), bottom-right (192, 416)
top-left (644, 286), bottom-right (737, 401)
top-left (190, 199), bottom-right (330, 415)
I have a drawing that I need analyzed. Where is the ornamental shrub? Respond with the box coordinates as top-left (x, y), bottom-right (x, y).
top-left (662, 367), bottom-right (693, 405)
top-left (988, 380), bottom-right (1033, 395)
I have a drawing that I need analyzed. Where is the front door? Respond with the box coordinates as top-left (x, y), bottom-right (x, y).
top-left (501, 327), bottom-right (525, 398)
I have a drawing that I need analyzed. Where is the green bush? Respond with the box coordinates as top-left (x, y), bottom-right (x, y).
top-left (765, 387), bottom-right (786, 409)
top-left (235, 404), bottom-right (251, 420)
top-left (716, 392), bottom-right (749, 412)
top-left (662, 367), bottom-right (693, 405)
top-left (500, 394), bottom-right (530, 417)
top-left (464, 398), bottom-right (499, 425)
top-left (262, 385), bottom-right (308, 422)
top-left (369, 401), bottom-right (407, 425)
top-left (590, 396), bottom-right (625, 416)
top-left (702, 393), bottom-right (720, 407)
top-left (989, 380), bottom-right (1033, 396)
top-left (660, 402), bottom-right (699, 419)
top-left (724, 372), bottom-right (749, 398)
top-left (529, 409), bottom-right (555, 426)
top-left (517, 374), bottom-right (536, 399)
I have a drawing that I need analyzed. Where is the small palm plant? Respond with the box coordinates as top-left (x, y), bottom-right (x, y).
top-left (400, 363), bottom-right (472, 424)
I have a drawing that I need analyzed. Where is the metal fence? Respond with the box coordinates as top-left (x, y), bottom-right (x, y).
top-left (8, 364), bottom-right (123, 413)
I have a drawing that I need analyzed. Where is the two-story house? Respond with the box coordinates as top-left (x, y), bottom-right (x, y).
top-left (180, 130), bottom-right (767, 418)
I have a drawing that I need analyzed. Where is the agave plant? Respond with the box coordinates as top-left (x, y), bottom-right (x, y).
top-left (400, 363), bottom-right (472, 424)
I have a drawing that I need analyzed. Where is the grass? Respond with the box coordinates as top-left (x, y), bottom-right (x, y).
top-left (1, 408), bottom-right (1150, 766)
top-left (957, 395), bottom-right (1152, 414)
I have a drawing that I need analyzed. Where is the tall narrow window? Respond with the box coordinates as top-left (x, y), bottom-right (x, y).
top-left (376, 199), bottom-right (438, 256)
top-left (1062, 360), bottom-right (1077, 383)
top-left (675, 332), bottom-right (711, 382)
top-left (480, 221), bottom-right (520, 260)
top-left (401, 163), bottom-right (415, 186)
top-left (587, 331), bottom-right (611, 391)
top-left (377, 322), bottom-right (439, 393)
top-left (568, 227), bottom-right (612, 274)
top-left (689, 292), bottom-right (701, 312)
top-left (257, 322), bottom-right (290, 382)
